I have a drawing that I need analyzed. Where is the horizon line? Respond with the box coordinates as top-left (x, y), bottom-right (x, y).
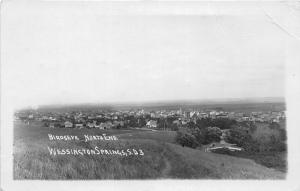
top-left (18, 96), bottom-right (285, 110)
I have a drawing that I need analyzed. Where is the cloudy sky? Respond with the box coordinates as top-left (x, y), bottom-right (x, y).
top-left (2, 1), bottom-right (292, 108)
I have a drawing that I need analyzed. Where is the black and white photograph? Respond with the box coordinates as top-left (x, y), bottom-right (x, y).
top-left (1, 0), bottom-right (300, 190)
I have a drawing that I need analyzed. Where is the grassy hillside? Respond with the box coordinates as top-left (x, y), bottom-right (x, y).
top-left (13, 121), bottom-right (285, 179)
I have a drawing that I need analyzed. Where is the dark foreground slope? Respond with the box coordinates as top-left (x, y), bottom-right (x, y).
top-left (13, 122), bottom-right (285, 179)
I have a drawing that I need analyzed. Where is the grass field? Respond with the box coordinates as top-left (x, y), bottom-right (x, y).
top-left (13, 121), bottom-right (285, 179)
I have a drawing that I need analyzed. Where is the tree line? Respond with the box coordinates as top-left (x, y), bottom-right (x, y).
top-left (175, 118), bottom-right (286, 153)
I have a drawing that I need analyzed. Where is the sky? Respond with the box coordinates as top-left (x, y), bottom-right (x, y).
top-left (1, 1), bottom-right (290, 108)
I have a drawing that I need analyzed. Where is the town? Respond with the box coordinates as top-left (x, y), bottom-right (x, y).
top-left (14, 107), bottom-right (286, 130)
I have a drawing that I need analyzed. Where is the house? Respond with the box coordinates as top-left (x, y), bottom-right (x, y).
top-left (99, 123), bottom-right (106, 130)
top-left (75, 123), bottom-right (84, 129)
top-left (113, 121), bottom-right (124, 128)
top-left (98, 122), bottom-right (113, 130)
top-left (49, 117), bottom-right (57, 121)
top-left (146, 120), bottom-right (157, 128)
top-left (150, 112), bottom-right (157, 118)
top-left (189, 111), bottom-right (197, 118)
top-left (199, 113), bottom-right (209, 118)
top-left (42, 116), bottom-right (49, 121)
top-left (64, 121), bottom-right (73, 128)
top-left (87, 122), bottom-right (94, 128)
top-left (181, 120), bottom-right (188, 125)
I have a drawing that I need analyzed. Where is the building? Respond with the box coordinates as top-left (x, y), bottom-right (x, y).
top-left (75, 124), bottom-right (84, 129)
top-left (146, 120), bottom-right (157, 128)
top-left (64, 121), bottom-right (73, 128)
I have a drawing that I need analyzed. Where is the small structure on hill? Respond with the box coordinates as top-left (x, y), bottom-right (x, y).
top-left (204, 141), bottom-right (243, 152)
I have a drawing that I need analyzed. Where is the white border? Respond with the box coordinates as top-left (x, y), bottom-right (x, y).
top-left (1, 1), bottom-right (300, 191)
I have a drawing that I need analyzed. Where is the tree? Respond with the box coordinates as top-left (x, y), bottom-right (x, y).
top-left (226, 128), bottom-right (249, 146)
top-left (187, 121), bottom-right (197, 129)
top-left (175, 128), bottom-right (199, 148)
top-left (195, 118), bottom-right (237, 130)
top-left (191, 127), bottom-right (206, 145)
top-left (43, 122), bottom-right (49, 127)
top-left (226, 128), bottom-right (259, 152)
top-left (175, 126), bottom-right (222, 147)
top-left (196, 118), bottom-right (212, 129)
top-left (258, 134), bottom-right (286, 152)
top-left (212, 118), bottom-right (237, 129)
top-left (269, 122), bottom-right (280, 130)
top-left (278, 128), bottom-right (287, 141)
top-left (137, 117), bottom-right (146, 127)
top-left (204, 127), bottom-right (222, 144)
top-left (169, 123), bottom-right (179, 131)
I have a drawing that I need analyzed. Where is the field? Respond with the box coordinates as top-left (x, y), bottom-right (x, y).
top-left (14, 121), bottom-right (285, 179)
